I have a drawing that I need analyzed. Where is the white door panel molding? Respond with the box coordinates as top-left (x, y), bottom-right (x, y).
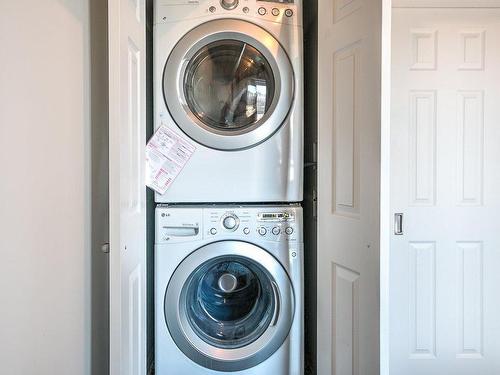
top-left (317, 0), bottom-right (382, 373)
top-left (390, 8), bottom-right (500, 375)
top-left (108, 0), bottom-right (147, 374)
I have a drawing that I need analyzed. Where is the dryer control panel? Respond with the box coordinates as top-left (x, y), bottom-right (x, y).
top-left (155, 0), bottom-right (302, 26)
top-left (155, 205), bottom-right (302, 244)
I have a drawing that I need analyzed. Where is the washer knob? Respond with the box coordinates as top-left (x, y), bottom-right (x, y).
top-left (258, 227), bottom-right (267, 236)
top-left (222, 214), bottom-right (239, 231)
top-left (220, 0), bottom-right (239, 10)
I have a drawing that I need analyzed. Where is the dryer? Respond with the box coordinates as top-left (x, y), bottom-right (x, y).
top-left (154, 0), bottom-right (303, 203)
top-left (155, 205), bottom-right (303, 374)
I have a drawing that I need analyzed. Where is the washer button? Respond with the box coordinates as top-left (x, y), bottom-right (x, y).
top-left (242, 6), bottom-right (249, 13)
top-left (210, 228), bottom-right (217, 235)
top-left (243, 227), bottom-right (250, 235)
top-left (285, 227), bottom-right (294, 235)
top-left (271, 8), bottom-right (280, 16)
top-left (291, 251), bottom-right (297, 258)
top-left (222, 215), bottom-right (238, 230)
top-left (272, 227), bottom-right (280, 235)
top-left (258, 227), bottom-right (267, 236)
top-left (209, 6), bottom-right (216, 13)
top-left (285, 8), bottom-right (293, 17)
top-left (258, 7), bottom-right (267, 15)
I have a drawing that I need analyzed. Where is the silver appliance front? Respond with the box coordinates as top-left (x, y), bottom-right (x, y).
top-left (165, 241), bottom-right (295, 372)
top-left (163, 19), bottom-right (294, 151)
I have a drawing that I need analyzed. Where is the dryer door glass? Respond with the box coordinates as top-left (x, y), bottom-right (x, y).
top-left (183, 256), bottom-right (275, 349)
top-left (163, 19), bottom-right (294, 150)
top-left (184, 40), bottom-right (275, 132)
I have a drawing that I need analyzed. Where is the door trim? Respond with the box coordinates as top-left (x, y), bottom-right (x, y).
top-left (380, 1), bottom-right (393, 375)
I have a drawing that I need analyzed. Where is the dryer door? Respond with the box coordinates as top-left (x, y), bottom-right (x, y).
top-left (165, 241), bottom-right (295, 371)
top-left (163, 19), bottom-right (294, 150)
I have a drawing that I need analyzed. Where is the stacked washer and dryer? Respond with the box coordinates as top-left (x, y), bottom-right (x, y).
top-left (153, 0), bottom-right (304, 373)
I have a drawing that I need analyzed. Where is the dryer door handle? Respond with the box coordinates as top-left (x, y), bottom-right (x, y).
top-left (271, 280), bottom-right (280, 326)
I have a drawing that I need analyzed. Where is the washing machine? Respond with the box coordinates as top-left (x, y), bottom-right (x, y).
top-left (155, 205), bottom-right (303, 374)
top-left (154, 0), bottom-right (303, 203)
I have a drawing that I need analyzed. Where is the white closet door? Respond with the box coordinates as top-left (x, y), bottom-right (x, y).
top-left (108, 0), bottom-right (147, 374)
top-left (390, 8), bottom-right (500, 375)
top-left (317, 0), bottom-right (382, 373)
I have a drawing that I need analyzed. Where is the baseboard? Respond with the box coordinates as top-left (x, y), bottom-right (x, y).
top-left (393, 0), bottom-right (500, 7)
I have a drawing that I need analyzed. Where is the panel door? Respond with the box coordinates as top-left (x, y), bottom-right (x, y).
top-left (317, 0), bottom-right (382, 374)
top-left (108, 0), bottom-right (147, 374)
top-left (390, 8), bottom-right (500, 375)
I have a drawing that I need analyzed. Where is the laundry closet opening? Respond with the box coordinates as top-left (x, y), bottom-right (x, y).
top-left (143, 0), bottom-right (318, 374)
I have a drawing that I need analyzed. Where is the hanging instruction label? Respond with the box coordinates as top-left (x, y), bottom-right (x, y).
top-left (145, 125), bottom-right (195, 194)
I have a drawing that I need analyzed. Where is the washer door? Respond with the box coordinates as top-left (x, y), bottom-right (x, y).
top-left (165, 241), bottom-right (295, 371)
top-left (163, 19), bottom-right (294, 150)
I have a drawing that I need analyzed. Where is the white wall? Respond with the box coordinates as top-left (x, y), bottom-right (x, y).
top-left (0, 1), bottom-right (91, 374)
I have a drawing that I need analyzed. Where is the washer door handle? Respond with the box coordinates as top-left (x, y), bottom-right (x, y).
top-left (271, 280), bottom-right (280, 326)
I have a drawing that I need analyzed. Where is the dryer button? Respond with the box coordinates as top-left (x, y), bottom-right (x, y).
top-left (285, 227), bottom-right (294, 235)
top-left (271, 8), bottom-right (280, 16)
top-left (220, 0), bottom-right (238, 10)
top-left (258, 7), bottom-right (267, 15)
top-left (243, 227), bottom-right (250, 235)
top-left (258, 227), bottom-right (267, 236)
top-left (210, 228), bottom-right (217, 235)
top-left (272, 227), bottom-right (280, 235)
top-left (285, 8), bottom-right (293, 17)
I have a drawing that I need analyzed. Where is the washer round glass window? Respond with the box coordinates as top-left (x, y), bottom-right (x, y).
top-left (183, 40), bottom-right (276, 132)
top-left (183, 256), bottom-right (276, 349)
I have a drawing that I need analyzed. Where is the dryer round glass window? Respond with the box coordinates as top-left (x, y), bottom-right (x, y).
top-left (184, 256), bottom-right (275, 349)
top-left (163, 19), bottom-right (294, 150)
top-left (184, 40), bottom-right (275, 132)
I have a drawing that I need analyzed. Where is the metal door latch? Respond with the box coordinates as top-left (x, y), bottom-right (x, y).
top-left (101, 242), bottom-right (110, 253)
top-left (394, 213), bottom-right (404, 235)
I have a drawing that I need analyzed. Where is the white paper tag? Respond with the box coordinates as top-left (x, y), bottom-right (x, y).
top-left (145, 125), bottom-right (195, 194)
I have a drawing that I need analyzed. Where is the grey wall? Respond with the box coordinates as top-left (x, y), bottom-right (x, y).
top-left (90, 0), bottom-right (109, 374)
top-left (0, 1), bottom-right (92, 374)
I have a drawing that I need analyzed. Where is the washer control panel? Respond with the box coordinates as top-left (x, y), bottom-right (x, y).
top-left (155, 205), bottom-right (302, 244)
top-left (204, 206), bottom-right (301, 243)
